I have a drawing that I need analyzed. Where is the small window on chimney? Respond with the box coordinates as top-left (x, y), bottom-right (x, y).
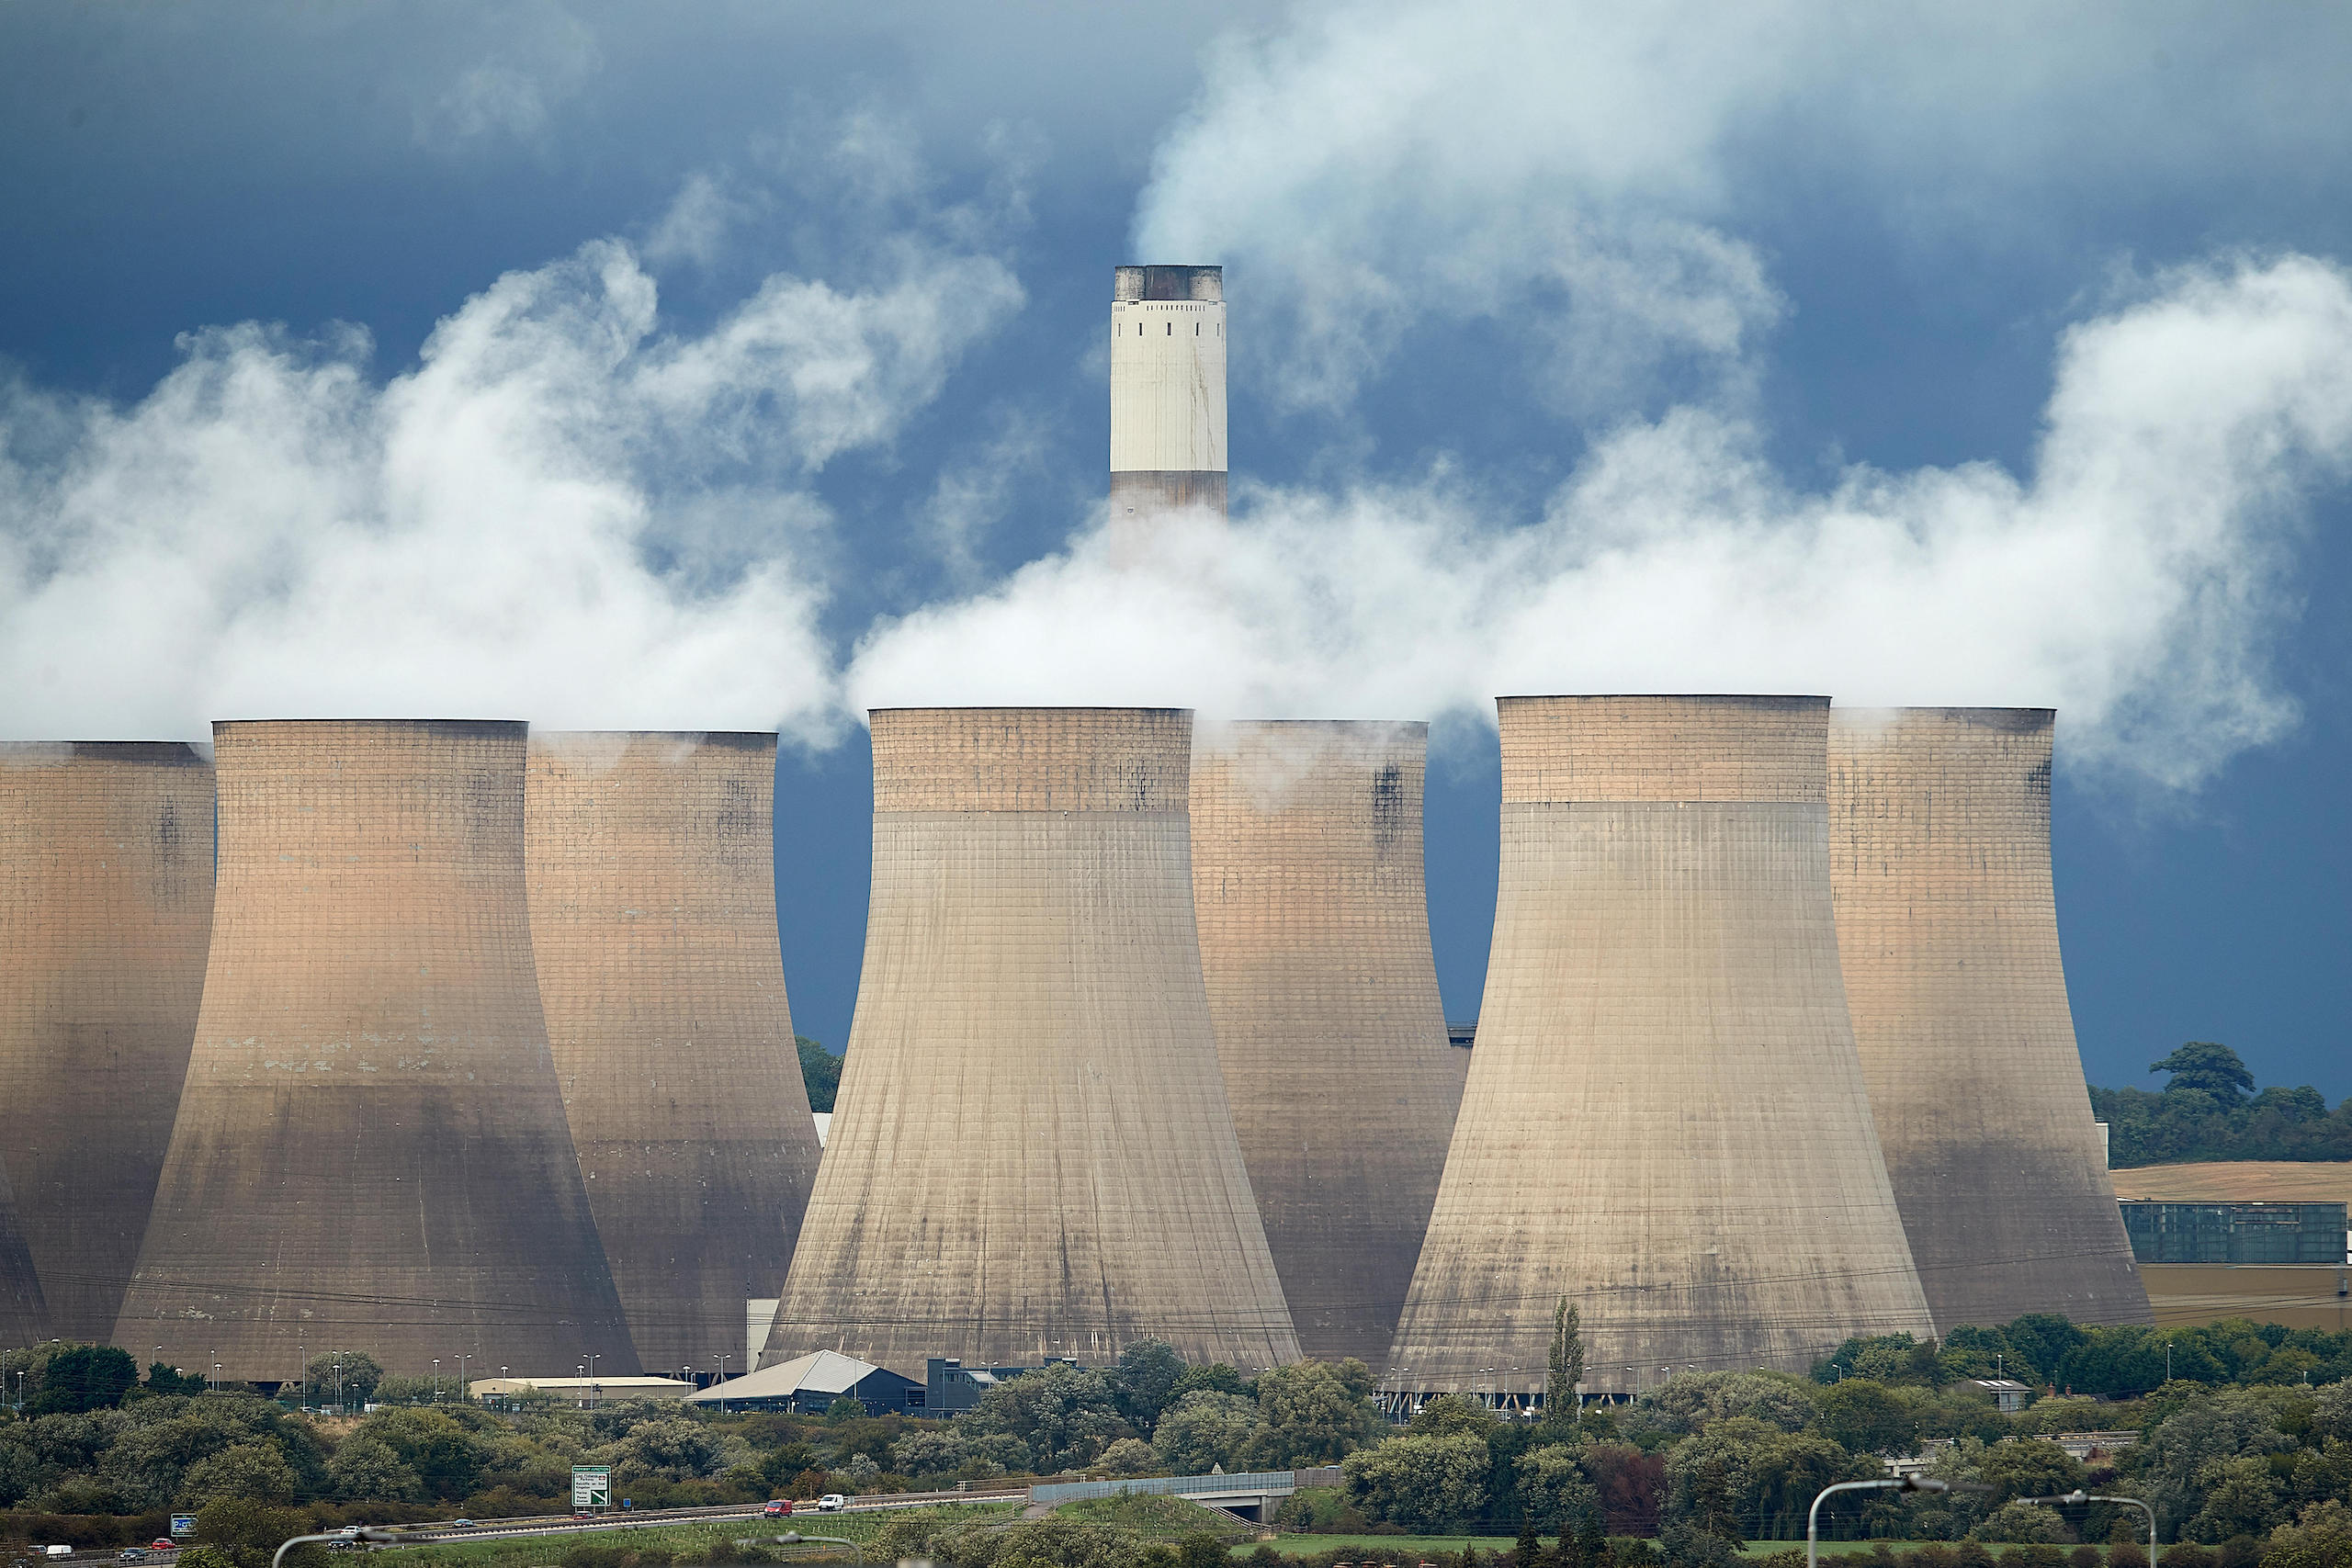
top-left (1166, 321), bottom-right (1172, 335)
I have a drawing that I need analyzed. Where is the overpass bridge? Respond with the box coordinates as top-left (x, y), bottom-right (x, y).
top-left (1029, 1466), bottom-right (1342, 1522)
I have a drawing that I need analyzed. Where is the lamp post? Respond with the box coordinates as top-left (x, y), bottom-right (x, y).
top-left (272, 1527), bottom-right (434, 1568)
top-left (713, 1351), bottom-right (731, 1412)
top-left (432, 1359), bottom-right (440, 1403)
top-left (457, 1353), bottom-right (470, 1403)
top-left (2019, 1492), bottom-right (2157, 1566)
top-left (1808, 1476), bottom-right (1987, 1568)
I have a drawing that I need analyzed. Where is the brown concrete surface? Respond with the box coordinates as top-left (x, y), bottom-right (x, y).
top-left (0, 1155), bottom-right (47, 1346)
top-left (1830, 708), bottom-right (2150, 1331)
top-left (1387, 695), bottom-right (1934, 1396)
top-left (2138, 1264), bottom-right (2352, 1331)
top-left (0, 741), bottom-right (214, 1342)
top-left (2109, 1163), bottom-right (2352, 1205)
top-left (765, 707), bottom-right (1298, 1373)
top-left (525, 731), bottom-right (822, 1374)
top-left (118, 719), bottom-right (638, 1378)
top-left (1191, 720), bottom-right (1463, 1366)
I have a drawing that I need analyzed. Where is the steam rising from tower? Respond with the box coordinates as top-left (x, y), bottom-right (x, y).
top-left (1111, 265), bottom-right (1227, 518)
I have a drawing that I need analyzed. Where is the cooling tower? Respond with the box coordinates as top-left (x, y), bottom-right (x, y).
top-left (117, 720), bottom-right (638, 1378)
top-left (1386, 695), bottom-right (1934, 1396)
top-left (1830, 707), bottom-right (2151, 1330)
top-left (0, 741), bottom-right (213, 1341)
top-left (525, 731), bottom-right (824, 1372)
top-left (0, 1157), bottom-right (49, 1348)
top-left (1111, 265), bottom-right (1227, 518)
top-left (764, 707), bottom-right (1298, 1372)
top-left (1191, 721), bottom-right (1464, 1365)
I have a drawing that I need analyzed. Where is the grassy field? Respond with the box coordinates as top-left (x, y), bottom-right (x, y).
top-left (375, 1504), bottom-right (1021, 1568)
top-left (2109, 1160), bottom-right (2352, 1203)
top-left (1227, 1540), bottom-right (2130, 1561)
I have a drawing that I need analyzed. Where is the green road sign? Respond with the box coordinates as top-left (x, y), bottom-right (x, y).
top-left (571, 1466), bottom-right (611, 1509)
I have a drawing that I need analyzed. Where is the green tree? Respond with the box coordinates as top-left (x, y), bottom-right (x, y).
top-left (1549, 1301), bottom-right (1585, 1416)
top-left (1152, 1391), bottom-right (1261, 1474)
top-left (302, 1352), bottom-right (383, 1406)
top-left (2264, 1500), bottom-right (2352, 1568)
top-left (1245, 1360), bottom-right (1382, 1466)
top-left (1109, 1339), bottom-right (1187, 1435)
top-left (1410, 1393), bottom-right (1500, 1438)
top-left (29, 1345), bottom-right (140, 1414)
top-left (1516, 1443), bottom-right (1601, 1532)
top-left (1515, 1517), bottom-right (1544, 1568)
top-left (961, 1362), bottom-right (1131, 1472)
top-left (2152, 1043), bottom-right (2255, 1103)
top-left (797, 1037), bottom-right (842, 1113)
top-left (177, 1440), bottom-right (297, 1506)
top-left (1342, 1430), bottom-right (1489, 1531)
top-left (2182, 1454), bottom-right (2285, 1542)
top-left (327, 1433), bottom-right (423, 1502)
top-left (1814, 1380), bottom-right (1917, 1456)
top-left (1977, 1438), bottom-right (2086, 1505)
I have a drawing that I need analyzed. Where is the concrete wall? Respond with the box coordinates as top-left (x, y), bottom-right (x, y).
top-left (1111, 265), bottom-right (1226, 519)
top-left (765, 707), bottom-right (1298, 1373)
top-left (525, 732), bottom-right (823, 1375)
top-left (1191, 720), bottom-right (1462, 1366)
top-left (0, 741), bottom-right (213, 1342)
top-left (1830, 707), bottom-right (2151, 1330)
top-left (118, 720), bottom-right (638, 1378)
top-left (1386, 695), bottom-right (1934, 1395)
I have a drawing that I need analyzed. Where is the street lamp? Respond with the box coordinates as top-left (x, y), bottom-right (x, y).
top-left (1808, 1476), bottom-right (1988, 1568)
top-left (586, 1352), bottom-right (602, 1408)
top-left (432, 1359), bottom-right (440, 1403)
top-left (2020, 1491), bottom-right (2157, 1566)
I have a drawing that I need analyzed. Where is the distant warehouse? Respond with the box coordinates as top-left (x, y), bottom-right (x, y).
top-left (2120, 1201), bottom-right (2349, 1265)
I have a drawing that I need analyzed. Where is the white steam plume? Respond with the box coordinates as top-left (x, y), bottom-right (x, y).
top-left (0, 235), bottom-right (1021, 740)
top-left (850, 255), bottom-right (2352, 792)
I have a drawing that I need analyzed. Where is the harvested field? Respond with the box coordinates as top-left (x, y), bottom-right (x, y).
top-left (2109, 1161), bottom-right (2352, 1205)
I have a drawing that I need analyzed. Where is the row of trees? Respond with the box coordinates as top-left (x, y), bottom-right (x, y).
top-left (2092, 1043), bottom-right (2352, 1166)
top-left (1819, 1314), bottom-right (2352, 1399)
top-left (888, 1343), bottom-right (1387, 1482)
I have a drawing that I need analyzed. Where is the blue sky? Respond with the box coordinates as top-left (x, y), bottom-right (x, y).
top-left (3, 2), bottom-right (2346, 1096)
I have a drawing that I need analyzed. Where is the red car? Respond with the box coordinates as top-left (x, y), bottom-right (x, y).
top-left (762, 1501), bottom-right (793, 1518)
top-left (150, 1544), bottom-right (178, 1553)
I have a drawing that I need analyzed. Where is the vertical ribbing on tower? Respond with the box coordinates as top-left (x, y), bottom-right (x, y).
top-left (763, 707), bottom-right (1297, 1373)
top-left (0, 741), bottom-right (212, 1342)
top-left (1829, 707), bottom-right (2150, 1330)
top-left (1191, 720), bottom-right (1463, 1366)
top-left (525, 731), bottom-right (824, 1371)
top-left (1110, 265), bottom-right (1227, 519)
top-left (118, 719), bottom-right (638, 1377)
top-left (1386, 695), bottom-right (1933, 1396)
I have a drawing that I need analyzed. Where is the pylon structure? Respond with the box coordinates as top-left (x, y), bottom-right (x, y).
top-left (1386, 694), bottom-right (1935, 1400)
top-left (1191, 720), bottom-right (1463, 1366)
top-left (1829, 707), bottom-right (2151, 1330)
top-left (0, 741), bottom-right (213, 1342)
top-left (764, 707), bottom-right (1298, 1375)
top-left (525, 730), bottom-right (823, 1374)
top-left (118, 719), bottom-right (638, 1378)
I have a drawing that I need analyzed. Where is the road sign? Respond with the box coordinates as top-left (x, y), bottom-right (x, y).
top-left (168, 1518), bottom-right (196, 1540)
top-left (571, 1467), bottom-right (611, 1509)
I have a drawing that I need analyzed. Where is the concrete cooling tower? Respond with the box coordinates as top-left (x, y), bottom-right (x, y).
top-left (1191, 720), bottom-right (1464, 1366)
top-left (525, 731), bottom-right (823, 1373)
top-left (764, 707), bottom-right (1298, 1373)
top-left (1830, 707), bottom-right (2150, 1330)
top-left (118, 720), bottom-right (638, 1378)
top-left (1111, 265), bottom-right (1226, 519)
top-left (0, 741), bottom-right (214, 1342)
top-left (0, 1160), bottom-right (49, 1347)
top-left (1387, 695), bottom-right (1934, 1398)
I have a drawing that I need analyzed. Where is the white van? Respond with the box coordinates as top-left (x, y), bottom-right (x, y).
top-left (816, 1495), bottom-right (845, 1513)
top-left (45, 1547), bottom-right (74, 1558)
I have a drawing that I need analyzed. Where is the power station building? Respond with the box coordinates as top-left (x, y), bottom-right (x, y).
top-left (1111, 265), bottom-right (1227, 519)
top-left (1829, 707), bottom-right (2150, 1331)
top-left (1387, 695), bottom-right (1934, 1399)
top-left (1191, 720), bottom-right (1464, 1366)
top-left (524, 731), bottom-right (824, 1375)
top-left (118, 720), bottom-right (638, 1378)
top-left (763, 707), bottom-right (1298, 1373)
top-left (0, 741), bottom-right (215, 1342)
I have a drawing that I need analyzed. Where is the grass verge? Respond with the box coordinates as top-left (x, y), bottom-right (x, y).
top-left (377, 1505), bottom-right (1020, 1568)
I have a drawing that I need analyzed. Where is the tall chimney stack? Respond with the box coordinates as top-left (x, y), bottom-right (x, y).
top-left (1111, 265), bottom-right (1227, 519)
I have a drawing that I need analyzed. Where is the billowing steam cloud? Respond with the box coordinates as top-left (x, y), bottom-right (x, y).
top-left (0, 235), bottom-right (1020, 741)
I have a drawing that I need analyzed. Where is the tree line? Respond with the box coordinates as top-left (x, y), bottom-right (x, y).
top-left (2093, 1043), bottom-right (2352, 1167)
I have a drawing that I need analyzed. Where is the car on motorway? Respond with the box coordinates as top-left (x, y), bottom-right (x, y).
top-left (761, 1501), bottom-right (793, 1517)
top-left (150, 1545), bottom-right (178, 1554)
top-left (449, 1523), bottom-right (473, 1529)
top-left (816, 1495), bottom-right (844, 1513)
top-left (117, 1551), bottom-right (145, 1562)
top-left (43, 1547), bottom-right (72, 1558)
top-left (571, 1514), bottom-right (594, 1522)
